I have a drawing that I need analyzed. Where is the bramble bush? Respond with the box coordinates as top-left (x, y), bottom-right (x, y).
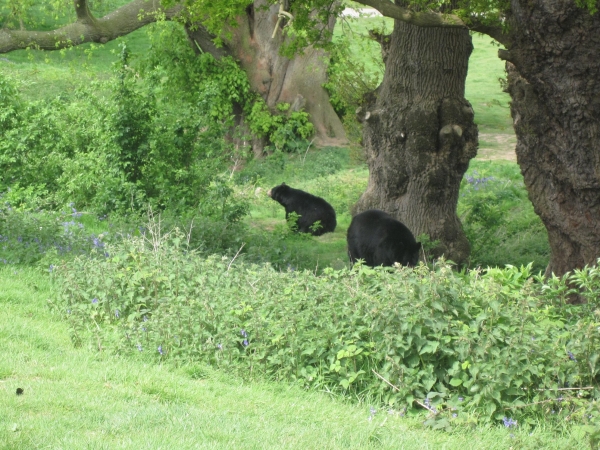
top-left (51, 222), bottom-right (600, 431)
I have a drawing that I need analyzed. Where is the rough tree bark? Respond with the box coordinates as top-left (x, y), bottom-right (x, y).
top-left (353, 20), bottom-right (478, 265)
top-left (501, 0), bottom-right (600, 278)
top-left (185, 0), bottom-right (347, 152)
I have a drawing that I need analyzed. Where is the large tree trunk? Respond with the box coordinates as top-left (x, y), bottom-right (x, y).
top-left (185, 0), bottom-right (347, 152)
top-left (503, 0), bottom-right (600, 278)
top-left (353, 20), bottom-right (477, 265)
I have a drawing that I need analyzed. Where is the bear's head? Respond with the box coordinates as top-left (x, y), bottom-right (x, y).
top-left (267, 182), bottom-right (288, 200)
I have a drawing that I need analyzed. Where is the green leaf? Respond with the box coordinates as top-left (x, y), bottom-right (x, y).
top-left (420, 341), bottom-right (439, 355)
top-left (449, 378), bottom-right (463, 386)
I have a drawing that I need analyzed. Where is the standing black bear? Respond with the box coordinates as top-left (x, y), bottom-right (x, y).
top-left (267, 183), bottom-right (337, 236)
top-left (347, 209), bottom-right (421, 267)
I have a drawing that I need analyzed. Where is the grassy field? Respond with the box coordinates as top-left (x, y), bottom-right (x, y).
top-left (0, 267), bottom-right (588, 449)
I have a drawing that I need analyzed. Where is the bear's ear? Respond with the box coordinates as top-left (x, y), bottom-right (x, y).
top-left (281, 182), bottom-right (286, 186)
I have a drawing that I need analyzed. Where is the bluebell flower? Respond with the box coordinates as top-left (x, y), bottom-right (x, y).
top-left (242, 340), bottom-right (249, 347)
top-left (92, 235), bottom-right (104, 249)
top-left (92, 298), bottom-right (98, 304)
top-left (48, 264), bottom-right (54, 272)
top-left (217, 343), bottom-right (223, 350)
top-left (503, 417), bottom-right (517, 428)
top-left (452, 413), bottom-right (458, 418)
top-left (368, 407), bottom-right (376, 421)
top-left (137, 344), bottom-right (143, 351)
top-left (115, 309), bottom-right (120, 318)
top-left (240, 329), bottom-right (248, 338)
top-left (458, 397), bottom-right (464, 402)
top-left (567, 351), bottom-right (577, 362)
top-left (158, 345), bottom-right (164, 355)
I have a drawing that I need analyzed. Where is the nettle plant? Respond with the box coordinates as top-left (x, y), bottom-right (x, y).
top-left (52, 220), bottom-right (600, 428)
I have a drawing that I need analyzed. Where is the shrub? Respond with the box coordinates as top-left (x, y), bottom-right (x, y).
top-left (0, 21), bottom-right (314, 215)
top-left (52, 225), bottom-right (600, 427)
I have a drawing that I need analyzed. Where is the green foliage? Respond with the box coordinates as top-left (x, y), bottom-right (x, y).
top-left (575, 0), bottom-right (599, 14)
top-left (0, 203), bottom-right (102, 265)
top-left (52, 225), bottom-right (600, 427)
top-left (458, 162), bottom-right (550, 272)
top-left (2, 269), bottom-right (588, 450)
top-left (324, 31), bottom-right (382, 143)
top-left (0, 21), bottom-right (315, 212)
top-left (248, 101), bottom-right (314, 153)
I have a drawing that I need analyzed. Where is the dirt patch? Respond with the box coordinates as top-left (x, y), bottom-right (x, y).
top-left (477, 133), bottom-right (517, 162)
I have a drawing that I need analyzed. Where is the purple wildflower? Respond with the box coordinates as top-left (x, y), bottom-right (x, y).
top-left (369, 407), bottom-right (377, 421)
top-left (217, 343), bottom-right (223, 350)
top-left (115, 309), bottom-right (120, 318)
top-left (92, 298), bottom-right (98, 304)
top-left (137, 344), bottom-right (143, 351)
top-left (242, 340), bottom-right (249, 347)
top-left (503, 417), bottom-right (517, 428)
top-left (567, 351), bottom-right (577, 362)
top-left (158, 345), bottom-right (164, 355)
top-left (240, 329), bottom-right (248, 338)
top-left (92, 236), bottom-right (104, 249)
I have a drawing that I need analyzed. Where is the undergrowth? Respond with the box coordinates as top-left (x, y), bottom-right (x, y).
top-left (50, 222), bottom-right (600, 436)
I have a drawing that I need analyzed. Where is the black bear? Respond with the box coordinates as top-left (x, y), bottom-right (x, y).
top-left (347, 209), bottom-right (421, 267)
top-left (267, 183), bottom-right (337, 236)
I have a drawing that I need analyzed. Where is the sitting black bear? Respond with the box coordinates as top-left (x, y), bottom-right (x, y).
top-left (268, 183), bottom-right (336, 236)
top-left (347, 209), bottom-right (421, 267)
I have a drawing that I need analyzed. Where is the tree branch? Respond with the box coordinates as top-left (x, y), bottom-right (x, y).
top-left (353, 0), bottom-right (466, 28)
top-left (469, 20), bottom-right (511, 47)
top-left (74, 0), bottom-right (96, 24)
top-left (0, 0), bottom-right (183, 54)
top-left (353, 0), bottom-right (508, 45)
